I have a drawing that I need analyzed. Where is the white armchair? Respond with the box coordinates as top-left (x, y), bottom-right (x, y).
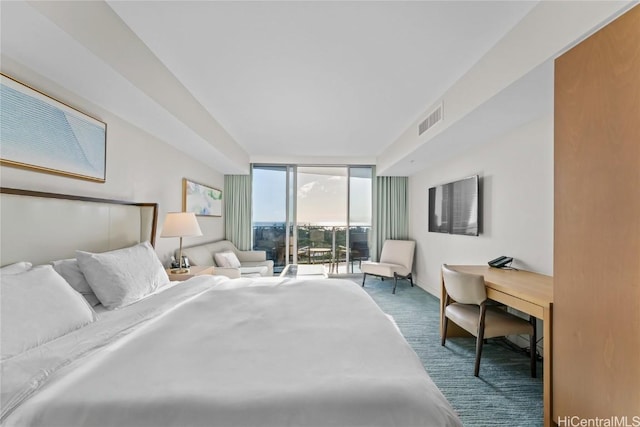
top-left (361, 240), bottom-right (415, 294)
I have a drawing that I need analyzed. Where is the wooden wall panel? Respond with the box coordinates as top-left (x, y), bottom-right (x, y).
top-left (554, 4), bottom-right (640, 421)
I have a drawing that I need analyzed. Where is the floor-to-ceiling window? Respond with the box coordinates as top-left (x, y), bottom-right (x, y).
top-left (348, 167), bottom-right (373, 273)
top-left (252, 165), bottom-right (372, 274)
top-left (251, 166), bottom-right (289, 271)
top-left (296, 166), bottom-right (347, 272)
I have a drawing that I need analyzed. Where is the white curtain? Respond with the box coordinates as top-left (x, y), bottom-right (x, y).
top-left (224, 175), bottom-right (252, 250)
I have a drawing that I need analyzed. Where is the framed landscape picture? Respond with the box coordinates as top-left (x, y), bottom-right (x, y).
top-left (183, 178), bottom-right (222, 217)
top-left (0, 73), bottom-right (107, 182)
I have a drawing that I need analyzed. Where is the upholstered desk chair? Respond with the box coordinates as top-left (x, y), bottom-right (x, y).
top-left (361, 240), bottom-right (415, 294)
top-left (441, 264), bottom-right (536, 377)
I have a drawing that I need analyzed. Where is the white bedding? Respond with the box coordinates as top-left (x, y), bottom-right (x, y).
top-left (1, 276), bottom-right (461, 427)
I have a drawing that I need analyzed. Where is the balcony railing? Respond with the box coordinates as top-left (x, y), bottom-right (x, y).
top-left (253, 223), bottom-right (371, 275)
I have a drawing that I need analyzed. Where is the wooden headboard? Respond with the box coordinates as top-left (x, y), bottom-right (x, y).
top-left (0, 188), bottom-right (158, 267)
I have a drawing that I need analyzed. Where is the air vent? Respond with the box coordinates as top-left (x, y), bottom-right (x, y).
top-left (418, 102), bottom-right (443, 136)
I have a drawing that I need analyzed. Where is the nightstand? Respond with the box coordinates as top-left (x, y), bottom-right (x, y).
top-left (166, 265), bottom-right (215, 281)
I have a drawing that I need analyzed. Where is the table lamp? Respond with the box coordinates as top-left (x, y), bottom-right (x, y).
top-left (160, 212), bottom-right (203, 273)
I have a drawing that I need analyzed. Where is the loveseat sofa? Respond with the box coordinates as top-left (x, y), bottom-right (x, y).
top-left (179, 240), bottom-right (274, 278)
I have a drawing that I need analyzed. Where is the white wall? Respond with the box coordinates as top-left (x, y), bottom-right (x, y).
top-left (1, 59), bottom-right (226, 264)
top-left (379, 0), bottom-right (632, 176)
top-left (409, 114), bottom-right (554, 296)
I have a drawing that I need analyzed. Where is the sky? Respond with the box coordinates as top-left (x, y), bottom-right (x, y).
top-left (252, 166), bottom-right (372, 226)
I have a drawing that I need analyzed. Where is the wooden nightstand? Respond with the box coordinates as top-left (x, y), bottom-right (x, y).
top-left (166, 266), bottom-right (215, 281)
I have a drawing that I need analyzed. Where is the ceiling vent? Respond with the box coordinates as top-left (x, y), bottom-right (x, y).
top-left (418, 102), bottom-right (443, 136)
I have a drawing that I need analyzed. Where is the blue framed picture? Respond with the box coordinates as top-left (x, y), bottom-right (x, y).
top-left (0, 73), bottom-right (107, 182)
top-left (183, 178), bottom-right (223, 217)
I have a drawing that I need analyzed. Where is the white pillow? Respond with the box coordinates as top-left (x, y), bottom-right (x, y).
top-left (51, 259), bottom-right (101, 307)
top-left (76, 242), bottom-right (169, 310)
top-left (214, 251), bottom-right (241, 268)
top-left (0, 265), bottom-right (96, 360)
top-left (0, 262), bottom-right (32, 275)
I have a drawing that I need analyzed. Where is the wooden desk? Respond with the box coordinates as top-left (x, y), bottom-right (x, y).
top-left (440, 265), bottom-right (553, 427)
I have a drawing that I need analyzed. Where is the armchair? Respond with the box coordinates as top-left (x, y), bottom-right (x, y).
top-left (361, 240), bottom-right (415, 294)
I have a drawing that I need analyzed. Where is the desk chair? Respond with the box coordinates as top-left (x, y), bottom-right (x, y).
top-left (361, 240), bottom-right (415, 294)
top-left (441, 264), bottom-right (536, 377)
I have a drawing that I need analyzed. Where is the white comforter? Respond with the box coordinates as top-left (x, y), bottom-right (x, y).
top-left (1, 276), bottom-right (461, 427)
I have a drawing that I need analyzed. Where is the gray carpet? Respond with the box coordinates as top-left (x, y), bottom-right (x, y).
top-left (344, 274), bottom-right (543, 427)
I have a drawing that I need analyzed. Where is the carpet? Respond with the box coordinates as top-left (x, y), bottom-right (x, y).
top-left (346, 274), bottom-right (543, 427)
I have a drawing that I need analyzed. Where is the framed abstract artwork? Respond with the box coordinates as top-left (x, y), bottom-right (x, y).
top-left (0, 73), bottom-right (107, 182)
top-left (183, 178), bottom-right (222, 217)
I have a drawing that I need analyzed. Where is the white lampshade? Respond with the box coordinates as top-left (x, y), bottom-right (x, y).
top-left (160, 212), bottom-right (203, 238)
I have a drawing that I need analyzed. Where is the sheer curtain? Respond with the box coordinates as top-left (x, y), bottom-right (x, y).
top-left (371, 176), bottom-right (409, 260)
top-left (224, 175), bottom-right (251, 250)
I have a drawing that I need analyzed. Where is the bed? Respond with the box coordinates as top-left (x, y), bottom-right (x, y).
top-left (0, 188), bottom-right (461, 427)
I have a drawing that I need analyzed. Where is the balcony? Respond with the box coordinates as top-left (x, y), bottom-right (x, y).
top-left (253, 224), bottom-right (371, 275)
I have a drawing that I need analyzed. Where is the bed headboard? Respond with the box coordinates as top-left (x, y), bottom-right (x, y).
top-left (0, 188), bottom-right (158, 267)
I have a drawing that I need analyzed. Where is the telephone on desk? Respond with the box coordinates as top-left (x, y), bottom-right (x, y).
top-left (488, 256), bottom-right (514, 268)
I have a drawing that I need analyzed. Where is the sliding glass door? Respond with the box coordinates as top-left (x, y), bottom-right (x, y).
top-left (349, 167), bottom-right (373, 273)
top-left (296, 166), bottom-right (347, 271)
top-left (252, 165), bottom-right (372, 275)
top-left (251, 166), bottom-right (289, 272)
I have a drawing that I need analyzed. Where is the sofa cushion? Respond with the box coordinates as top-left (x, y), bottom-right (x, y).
top-left (214, 251), bottom-right (241, 268)
top-left (181, 245), bottom-right (214, 267)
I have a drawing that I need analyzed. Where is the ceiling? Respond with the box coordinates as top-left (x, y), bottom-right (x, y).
top-left (1, 1), bottom-right (545, 174)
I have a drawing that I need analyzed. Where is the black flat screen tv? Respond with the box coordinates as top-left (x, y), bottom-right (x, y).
top-left (428, 175), bottom-right (479, 236)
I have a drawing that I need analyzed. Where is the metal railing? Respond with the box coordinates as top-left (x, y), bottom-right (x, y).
top-left (252, 224), bottom-right (371, 274)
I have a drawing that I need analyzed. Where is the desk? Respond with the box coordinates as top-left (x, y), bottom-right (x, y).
top-left (440, 265), bottom-right (553, 427)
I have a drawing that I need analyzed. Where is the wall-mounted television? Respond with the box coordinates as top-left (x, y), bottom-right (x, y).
top-left (428, 175), bottom-right (479, 236)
